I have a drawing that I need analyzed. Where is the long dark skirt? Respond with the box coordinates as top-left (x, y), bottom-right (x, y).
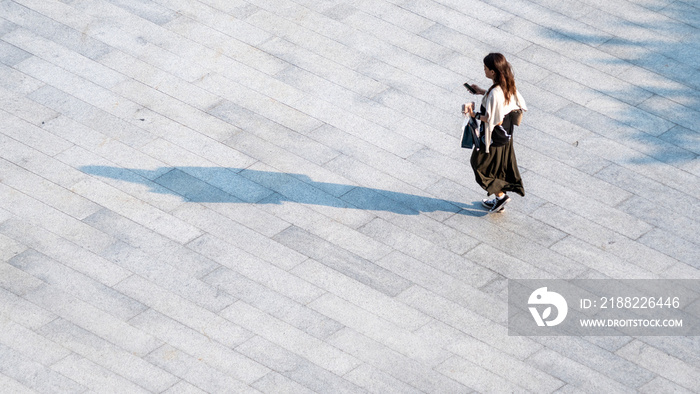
top-left (470, 139), bottom-right (525, 196)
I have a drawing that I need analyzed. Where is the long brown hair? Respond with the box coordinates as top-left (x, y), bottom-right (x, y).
top-left (484, 53), bottom-right (516, 104)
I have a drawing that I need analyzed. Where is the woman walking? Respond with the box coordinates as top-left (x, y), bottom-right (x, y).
top-left (463, 53), bottom-right (527, 213)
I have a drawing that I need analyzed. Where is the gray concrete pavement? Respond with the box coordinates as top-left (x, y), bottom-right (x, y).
top-left (1, 0), bottom-right (699, 392)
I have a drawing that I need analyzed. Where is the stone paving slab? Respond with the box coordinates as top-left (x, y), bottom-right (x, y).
top-left (1, 0), bottom-right (699, 392)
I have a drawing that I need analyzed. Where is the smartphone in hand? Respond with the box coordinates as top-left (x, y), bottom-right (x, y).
top-left (463, 83), bottom-right (477, 94)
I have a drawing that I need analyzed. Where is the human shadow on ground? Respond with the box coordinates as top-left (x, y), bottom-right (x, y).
top-left (81, 166), bottom-right (485, 216)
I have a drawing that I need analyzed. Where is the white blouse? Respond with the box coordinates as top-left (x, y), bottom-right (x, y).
top-left (481, 85), bottom-right (527, 152)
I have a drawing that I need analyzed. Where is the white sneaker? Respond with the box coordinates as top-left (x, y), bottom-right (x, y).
top-left (489, 195), bottom-right (510, 213)
top-left (481, 197), bottom-right (497, 209)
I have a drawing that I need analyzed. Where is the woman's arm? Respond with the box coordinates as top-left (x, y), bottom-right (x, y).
top-left (470, 103), bottom-right (488, 123)
top-left (470, 84), bottom-right (487, 95)
top-left (469, 84), bottom-right (488, 120)
top-left (463, 102), bottom-right (490, 123)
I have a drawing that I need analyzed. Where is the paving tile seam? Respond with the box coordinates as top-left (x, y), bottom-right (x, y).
top-left (116, 278), bottom-right (253, 347)
top-left (0, 342), bottom-right (90, 393)
top-left (327, 327), bottom-right (473, 392)
top-left (520, 117), bottom-right (698, 198)
top-left (0, 183), bottom-right (222, 289)
top-left (519, 42), bottom-right (699, 115)
top-left (121, 307), bottom-right (264, 384)
top-left (19, 68), bottom-right (257, 169)
top-left (228, 301), bottom-right (364, 374)
top-left (1, 299), bottom-right (170, 392)
top-left (0, 155), bottom-right (103, 220)
top-left (433, 336), bottom-right (566, 392)
top-left (241, 1), bottom-right (516, 112)
top-left (235, 259), bottom-right (492, 369)
top-left (48, 353), bottom-right (157, 394)
top-left (461, 232), bottom-right (588, 279)
top-left (531, 335), bottom-right (661, 388)
top-left (244, 2), bottom-right (465, 91)
top-left (519, 165), bottom-right (700, 245)
top-left (520, 69), bottom-right (698, 145)
top-left (516, 56), bottom-right (691, 133)
top-left (353, 213), bottom-right (554, 290)
top-left (0, 181), bottom-right (117, 248)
